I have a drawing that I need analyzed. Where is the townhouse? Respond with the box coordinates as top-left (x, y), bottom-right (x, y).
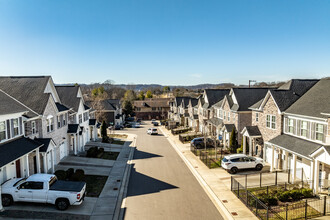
top-left (56, 85), bottom-right (97, 155)
top-left (133, 98), bottom-right (171, 120)
top-left (0, 90), bottom-right (43, 184)
top-left (187, 98), bottom-right (199, 130)
top-left (245, 79), bottom-right (318, 158)
top-left (265, 78), bottom-right (330, 193)
top-left (169, 97), bottom-right (191, 124)
top-left (86, 99), bottom-right (123, 125)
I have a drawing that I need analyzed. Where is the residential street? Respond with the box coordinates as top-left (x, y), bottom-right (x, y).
top-left (122, 123), bottom-right (224, 220)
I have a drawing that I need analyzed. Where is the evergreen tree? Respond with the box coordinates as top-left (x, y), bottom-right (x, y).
top-left (229, 127), bottom-right (238, 153)
top-left (101, 121), bottom-right (108, 143)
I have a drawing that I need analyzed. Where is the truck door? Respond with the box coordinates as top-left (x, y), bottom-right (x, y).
top-left (16, 181), bottom-right (33, 202)
top-left (30, 181), bottom-right (47, 203)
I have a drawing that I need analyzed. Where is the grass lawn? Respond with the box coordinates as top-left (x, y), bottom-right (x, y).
top-left (109, 134), bottom-right (128, 139)
top-left (101, 151), bottom-right (120, 160)
top-left (111, 140), bottom-right (125, 145)
top-left (84, 175), bottom-right (108, 197)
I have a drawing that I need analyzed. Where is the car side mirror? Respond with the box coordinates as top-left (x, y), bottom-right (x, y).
top-left (17, 186), bottom-right (20, 190)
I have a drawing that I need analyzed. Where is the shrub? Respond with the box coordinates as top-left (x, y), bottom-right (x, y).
top-left (87, 147), bottom-right (98, 157)
top-left (290, 189), bottom-right (303, 201)
top-left (66, 168), bottom-right (74, 180)
top-left (96, 148), bottom-right (104, 158)
top-left (236, 148), bottom-right (243, 153)
top-left (301, 188), bottom-right (313, 198)
top-left (277, 191), bottom-right (291, 202)
top-left (71, 169), bottom-right (85, 181)
top-left (260, 194), bottom-right (278, 206)
top-left (54, 170), bottom-right (67, 180)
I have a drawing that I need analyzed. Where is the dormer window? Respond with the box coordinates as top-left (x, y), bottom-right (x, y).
top-left (256, 113), bottom-right (259, 122)
top-left (79, 114), bottom-right (82, 124)
top-left (0, 121), bottom-right (6, 141)
top-left (315, 124), bottom-right (324, 142)
top-left (31, 121), bottom-right (36, 134)
top-left (47, 116), bottom-right (54, 132)
top-left (13, 118), bottom-right (19, 136)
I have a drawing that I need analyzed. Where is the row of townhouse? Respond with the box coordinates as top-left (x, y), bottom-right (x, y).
top-left (168, 78), bottom-right (330, 193)
top-left (0, 76), bottom-right (98, 185)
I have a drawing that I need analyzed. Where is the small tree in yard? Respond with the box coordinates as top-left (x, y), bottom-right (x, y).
top-left (229, 127), bottom-right (238, 153)
top-left (101, 121), bottom-right (108, 143)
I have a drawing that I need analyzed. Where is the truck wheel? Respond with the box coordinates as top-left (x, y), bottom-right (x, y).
top-left (56, 198), bottom-right (69, 210)
top-left (2, 194), bottom-right (13, 206)
top-left (230, 167), bottom-right (238, 174)
top-left (256, 164), bottom-right (263, 171)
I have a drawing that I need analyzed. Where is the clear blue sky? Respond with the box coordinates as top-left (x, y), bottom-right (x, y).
top-left (0, 0), bottom-right (329, 85)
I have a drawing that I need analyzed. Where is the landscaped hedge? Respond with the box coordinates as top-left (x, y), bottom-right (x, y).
top-left (87, 147), bottom-right (105, 158)
top-left (171, 127), bottom-right (191, 135)
top-left (55, 168), bottom-right (85, 181)
top-left (179, 132), bottom-right (202, 143)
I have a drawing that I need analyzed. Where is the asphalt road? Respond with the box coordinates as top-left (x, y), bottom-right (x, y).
top-left (123, 122), bottom-right (224, 220)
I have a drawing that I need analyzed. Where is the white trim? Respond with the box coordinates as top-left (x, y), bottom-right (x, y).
top-left (283, 112), bottom-right (327, 122)
top-left (265, 141), bottom-right (313, 161)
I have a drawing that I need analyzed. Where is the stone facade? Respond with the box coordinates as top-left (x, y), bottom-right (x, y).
top-left (24, 119), bottom-right (42, 139)
top-left (252, 95), bottom-right (282, 143)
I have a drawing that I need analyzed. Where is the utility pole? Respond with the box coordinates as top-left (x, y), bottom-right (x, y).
top-left (249, 80), bottom-right (256, 88)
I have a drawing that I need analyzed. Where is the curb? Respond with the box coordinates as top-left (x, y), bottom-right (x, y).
top-left (159, 127), bottom-right (234, 220)
top-left (113, 134), bottom-right (137, 220)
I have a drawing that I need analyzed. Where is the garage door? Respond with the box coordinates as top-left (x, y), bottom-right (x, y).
top-left (59, 143), bottom-right (66, 160)
top-left (265, 146), bottom-right (272, 163)
top-left (47, 151), bottom-right (52, 172)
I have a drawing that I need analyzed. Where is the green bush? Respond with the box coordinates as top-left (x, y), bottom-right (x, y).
top-left (236, 148), bottom-right (243, 153)
top-left (66, 168), bottom-right (74, 180)
top-left (71, 169), bottom-right (85, 181)
top-left (277, 191), bottom-right (291, 202)
top-left (260, 194), bottom-right (278, 206)
top-left (55, 170), bottom-right (67, 180)
top-left (301, 188), bottom-right (313, 198)
top-left (290, 189), bottom-right (303, 201)
top-left (87, 147), bottom-right (98, 157)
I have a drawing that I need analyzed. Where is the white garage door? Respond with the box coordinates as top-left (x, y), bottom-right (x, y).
top-left (47, 151), bottom-right (52, 172)
top-left (265, 146), bottom-right (272, 163)
top-left (59, 143), bottom-right (66, 160)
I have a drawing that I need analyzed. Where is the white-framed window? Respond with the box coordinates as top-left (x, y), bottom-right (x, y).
top-left (13, 118), bottom-right (19, 136)
top-left (47, 116), bottom-right (54, 132)
top-left (224, 111), bottom-right (226, 120)
top-left (0, 121), bottom-right (6, 141)
top-left (57, 116), bottom-right (61, 128)
top-left (288, 118), bottom-right (294, 134)
top-left (256, 113), bottom-right (259, 122)
top-left (300, 121), bottom-right (308, 137)
top-left (228, 112), bottom-right (230, 121)
top-left (79, 114), bottom-right (82, 123)
top-left (315, 124), bottom-right (324, 141)
top-left (63, 113), bottom-right (67, 126)
top-left (220, 110), bottom-right (223, 119)
top-left (31, 121), bottom-right (36, 134)
top-left (266, 115), bottom-right (276, 129)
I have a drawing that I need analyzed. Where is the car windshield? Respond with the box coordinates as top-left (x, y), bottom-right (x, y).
top-left (222, 158), bottom-right (228, 162)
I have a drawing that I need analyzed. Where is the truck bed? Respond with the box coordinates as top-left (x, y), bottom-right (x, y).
top-left (50, 180), bottom-right (85, 192)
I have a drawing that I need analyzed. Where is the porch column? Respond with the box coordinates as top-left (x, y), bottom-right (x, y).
top-left (249, 137), bottom-right (252, 156)
top-left (36, 148), bottom-right (41, 173)
top-left (0, 185), bottom-right (3, 211)
top-left (263, 145), bottom-right (266, 160)
top-left (292, 154), bottom-right (297, 183)
top-left (270, 145), bottom-right (275, 172)
top-left (284, 151), bottom-right (289, 170)
top-left (74, 134), bottom-right (78, 155)
top-left (51, 150), bottom-right (55, 173)
top-left (314, 160), bottom-right (320, 194)
top-left (243, 136), bottom-right (246, 155)
top-left (24, 155), bottom-right (29, 177)
top-left (43, 154), bottom-right (47, 173)
top-left (310, 160), bottom-right (315, 190)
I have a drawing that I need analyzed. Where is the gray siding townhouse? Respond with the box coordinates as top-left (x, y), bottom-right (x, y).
top-left (0, 76), bottom-right (70, 173)
top-left (56, 85), bottom-right (97, 155)
top-left (0, 90), bottom-right (43, 184)
top-left (86, 99), bottom-right (123, 125)
top-left (265, 78), bottom-right (330, 193)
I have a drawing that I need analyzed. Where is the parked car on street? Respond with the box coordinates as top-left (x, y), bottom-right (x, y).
top-left (147, 128), bottom-right (158, 135)
top-left (133, 123), bottom-right (141, 128)
top-left (136, 118), bottom-right (142, 123)
top-left (153, 122), bottom-right (159, 126)
top-left (190, 137), bottom-right (213, 149)
top-left (221, 154), bottom-right (264, 174)
top-left (1, 174), bottom-right (86, 210)
top-left (151, 119), bottom-right (156, 124)
top-left (114, 124), bottom-right (124, 130)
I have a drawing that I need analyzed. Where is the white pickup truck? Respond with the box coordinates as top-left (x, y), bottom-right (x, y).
top-left (1, 173), bottom-right (86, 210)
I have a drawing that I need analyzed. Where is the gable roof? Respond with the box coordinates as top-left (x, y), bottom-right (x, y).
top-left (285, 78), bottom-right (330, 119)
top-left (0, 136), bottom-right (43, 167)
top-left (190, 98), bottom-right (199, 107)
top-left (0, 76), bottom-right (51, 116)
top-left (133, 98), bottom-right (171, 108)
top-left (34, 138), bottom-right (54, 152)
top-left (55, 86), bottom-right (81, 112)
top-left (204, 89), bottom-right (230, 108)
top-left (231, 88), bottom-right (269, 111)
top-left (85, 99), bottom-right (121, 111)
top-left (0, 90), bottom-right (31, 116)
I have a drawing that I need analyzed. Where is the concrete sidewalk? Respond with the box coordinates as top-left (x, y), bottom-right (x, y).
top-left (159, 126), bottom-right (258, 220)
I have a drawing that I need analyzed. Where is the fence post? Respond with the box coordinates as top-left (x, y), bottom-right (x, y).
top-left (275, 171), bottom-right (278, 186)
top-left (260, 172), bottom-right (262, 187)
top-left (286, 204), bottom-right (288, 220)
top-left (304, 200), bottom-right (308, 219)
top-left (301, 169), bottom-right (304, 188)
top-left (245, 174), bottom-right (247, 189)
top-left (266, 206), bottom-right (269, 220)
top-left (246, 189), bottom-right (248, 205)
top-left (231, 176), bottom-right (233, 191)
top-left (288, 168), bottom-right (291, 183)
top-left (323, 196), bottom-right (327, 216)
top-left (256, 198), bottom-right (258, 216)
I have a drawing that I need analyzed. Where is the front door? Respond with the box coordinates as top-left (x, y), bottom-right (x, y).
top-left (15, 160), bottom-right (21, 178)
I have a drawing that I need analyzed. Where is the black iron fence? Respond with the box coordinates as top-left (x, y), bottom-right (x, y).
top-left (231, 177), bottom-right (330, 220)
top-left (190, 144), bottom-right (229, 169)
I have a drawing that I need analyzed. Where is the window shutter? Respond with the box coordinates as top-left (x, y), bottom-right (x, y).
top-left (293, 119), bottom-right (296, 135)
top-left (306, 121), bottom-right (310, 139)
top-left (297, 120), bottom-right (301, 136)
top-left (6, 120), bottom-right (11, 138)
top-left (19, 117), bottom-right (23, 135)
top-left (311, 122), bottom-right (315, 140)
top-left (10, 119), bottom-right (14, 137)
top-left (284, 117), bottom-right (288, 133)
top-left (323, 124), bottom-right (327, 143)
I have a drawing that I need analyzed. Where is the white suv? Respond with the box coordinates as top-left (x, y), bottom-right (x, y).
top-left (221, 154), bottom-right (264, 174)
top-left (147, 128), bottom-right (158, 135)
